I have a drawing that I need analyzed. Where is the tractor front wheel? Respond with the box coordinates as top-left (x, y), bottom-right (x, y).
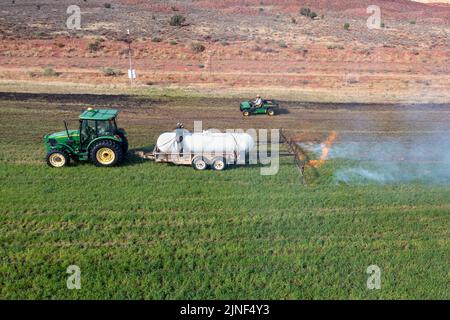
top-left (243, 111), bottom-right (250, 117)
top-left (90, 140), bottom-right (123, 167)
top-left (267, 108), bottom-right (275, 116)
top-left (46, 150), bottom-right (70, 168)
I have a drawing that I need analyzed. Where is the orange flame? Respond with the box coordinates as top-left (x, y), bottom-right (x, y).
top-left (308, 131), bottom-right (337, 168)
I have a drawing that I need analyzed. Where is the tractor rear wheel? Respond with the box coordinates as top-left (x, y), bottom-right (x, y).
top-left (46, 150), bottom-right (70, 168)
top-left (120, 135), bottom-right (129, 158)
top-left (90, 140), bottom-right (123, 167)
top-left (117, 134), bottom-right (128, 154)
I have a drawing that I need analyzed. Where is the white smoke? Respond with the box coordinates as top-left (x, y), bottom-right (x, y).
top-left (299, 135), bottom-right (450, 185)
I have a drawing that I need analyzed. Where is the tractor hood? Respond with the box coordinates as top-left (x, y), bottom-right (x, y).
top-left (44, 129), bottom-right (80, 151)
top-left (47, 130), bottom-right (79, 140)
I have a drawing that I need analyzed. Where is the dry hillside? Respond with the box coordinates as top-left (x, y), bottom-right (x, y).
top-left (0, 0), bottom-right (449, 102)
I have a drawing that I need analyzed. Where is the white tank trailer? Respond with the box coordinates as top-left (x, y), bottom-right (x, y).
top-left (149, 130), bottom-right (255, 170)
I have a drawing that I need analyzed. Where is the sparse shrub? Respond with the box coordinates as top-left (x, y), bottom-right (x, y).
top-left (410, 20), bottom-right (416, 25)
top-left (42, 67), bottom-right (58, 77)
top-left (220, 40), bottom-right (229, 46)
top-left (190, 42), bottom-right (205, 53)
top-left (300, 7), bottom-right (311, 17)
top-left (171, 6), bottom-right (179, 11)
top-left (345, 75), bottom-right (359, 84)
top-left (295, 46), bottom-right (308, 54)
top-left (104, 3), bottom-right (112, 9)
top-left (251, 45), bottom-right (262, 52)
top-left (151, 37), bottom-right (162, 43)
top-left (169, 14), bottom-right (186, 27)
top-left (55, 43), bottom-right (65, 48)
top-left (344, 23), bottom-right (350, 31)
top-left (261, 47), bottom-right (275, 53)
top-left (359, 48), bottom-right (373, 55)
top-left (198, 64), bottom-right (205, 69)
top-left (300, 7), bottom-right (317, 19)
top-left (259, 8), bottom-right (264, 12)
top-left (88, 39), bottom-right (104, 52)
top-left (278, 40), bottom-right (288, 48)
top-left (101, 67), bottom-right (123, 77)
top-left (327, 44), bottom-right (344, 50)
top-left (118, 48), bottom-right (129, 56)
top-left (169, 40), bottom-right (178, 45)
top-left (27, 71), bottom-right (38, 78)
top-left (416, 79), bottom-right (431, 86)
top-left (291, 17), bottom-right (297, 24)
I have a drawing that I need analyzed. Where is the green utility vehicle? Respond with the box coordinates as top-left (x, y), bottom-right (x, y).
top-left (239, 99), bottom-right (279, 116)
top-left (43, 108), bottom-right (128, 168)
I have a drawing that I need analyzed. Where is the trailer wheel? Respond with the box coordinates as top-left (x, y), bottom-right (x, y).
top-left (267, 108), bottom-right (275, 116)
top-left (212, 157), bottom-right (226, 171)
top-left (192, 157), bottom-right (208, 171)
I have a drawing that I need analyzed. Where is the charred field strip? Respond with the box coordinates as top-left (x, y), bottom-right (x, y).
top-left (0, 92), bottom-right (449, 299)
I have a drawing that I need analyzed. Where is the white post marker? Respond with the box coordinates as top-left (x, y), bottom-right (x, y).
top-left (128, 69), bottom-right (137, 80)
top-left (127, 29), bottom-right (134, 85)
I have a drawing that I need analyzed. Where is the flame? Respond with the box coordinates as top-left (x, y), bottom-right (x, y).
top-left (308, 131), bottom-right (337, 168)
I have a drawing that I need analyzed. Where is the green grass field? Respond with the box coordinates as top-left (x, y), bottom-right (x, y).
top-left (0, 92), bottom-right (449, 299)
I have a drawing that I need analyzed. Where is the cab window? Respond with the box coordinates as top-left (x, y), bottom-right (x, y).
top-left (80, 120), bottom-right (96, 144)
top-left (97, 120), bottom-right (116, 136)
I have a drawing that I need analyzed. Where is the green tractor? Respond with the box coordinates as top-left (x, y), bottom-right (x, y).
top-left (240, 99), bottom-right (279, 117)
top-left (44, 108), bottom-right (128, 168)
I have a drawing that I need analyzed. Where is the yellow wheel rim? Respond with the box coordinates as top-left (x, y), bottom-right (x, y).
top-left (243, 111), bottom-right (249, 117)
top-left (96, 147), bottom-right (115, 165)
top-left (49, 153), bottom-right (65, 167)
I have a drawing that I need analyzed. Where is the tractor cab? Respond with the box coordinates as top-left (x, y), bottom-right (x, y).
top-left (44, 108), bottom-right (128, 168)
top-left (78, 109), bottom-right (125, 150)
